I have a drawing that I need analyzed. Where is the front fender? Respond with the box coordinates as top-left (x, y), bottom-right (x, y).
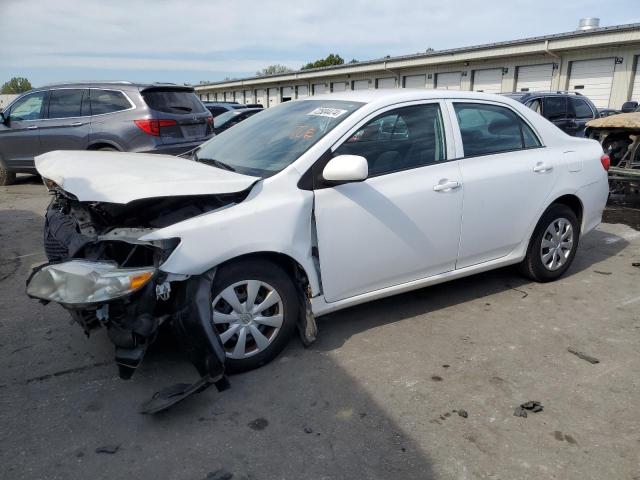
top-left (141, 183), bottom-right (321, 295)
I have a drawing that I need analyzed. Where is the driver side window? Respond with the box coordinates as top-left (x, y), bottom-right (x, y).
top-left (8, 91), bottom-right (46, 121)
top-left (334, 103), bottom-right (446, 177)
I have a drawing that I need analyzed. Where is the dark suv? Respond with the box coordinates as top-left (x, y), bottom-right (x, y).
top-left (504, 91), bottom-right (598, 137)
top-left (0, 81), bottom-right (213, 185)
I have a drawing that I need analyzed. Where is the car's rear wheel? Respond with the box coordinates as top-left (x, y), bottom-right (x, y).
top-left (0, 162), bottom-right (16, 186)
top-left (210, 259), bottom-right (298, 373)
top-left (519, 204), bottom-right (580, 282)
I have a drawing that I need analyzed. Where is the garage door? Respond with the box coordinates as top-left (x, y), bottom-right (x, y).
top-left (244, 90), bottom-right (254, 103)
top-left (313, 83), bottom-right (327, 95)
top-left (516, 64), bottom-right (553, 92)
top-left (631, 59), bottom-right (640, 102)
top-left (234, 91), bottom-right (244, 103)
top-left (404, 75), bottom-right (426, 88)
top-left (568, 58), bottom-right (615, 108)
top-left (377, 77), bottom-right (396, 89)
top-left (255, 89), bottom-right (266, 105)
top-left (281, 86), bottom-right (293, 101)
top-left (473, 68), bottom-right (503, 93)
top-left (436, 72), bottom-right (461, 90)
top-left (352, 79), bottom-right (369, 90)
top-left (297, 85), bottom-right (309, 98)
top-left (268, 88), bottom-right (280, 107)
top-left (332, 82), bottom-right (347, 92)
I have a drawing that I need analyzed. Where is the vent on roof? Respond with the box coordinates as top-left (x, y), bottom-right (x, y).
top-left (577, 18), bottom-right (600, 31)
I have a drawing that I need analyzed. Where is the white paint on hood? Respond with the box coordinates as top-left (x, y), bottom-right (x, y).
top-left (35, 150), bottom-right (259, 204)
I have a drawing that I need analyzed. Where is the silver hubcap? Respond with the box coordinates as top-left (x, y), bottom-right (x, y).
top-left (540, 217), bottom-right (574, 271)
top-left (211, 280), bottom-right (284, 359)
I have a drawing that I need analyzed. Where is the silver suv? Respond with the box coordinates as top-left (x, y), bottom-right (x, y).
top-left (0, 81), bottom-right (213, 185)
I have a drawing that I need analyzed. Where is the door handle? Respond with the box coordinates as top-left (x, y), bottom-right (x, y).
top-left (433, 180), bottom-right (461, 192)
top-left (70, 122), bottom-right (83, 127)
top-left (533, 163), bottom-right (553, 173)
top-left (27, 125), bottom-right (38, 130)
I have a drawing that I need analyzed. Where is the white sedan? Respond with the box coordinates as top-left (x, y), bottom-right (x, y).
top-left (28, 90), bottom-right (609, 387)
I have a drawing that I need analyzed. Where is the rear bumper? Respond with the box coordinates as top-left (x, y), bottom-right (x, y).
top-left (138, 138), bottom-right (212, 156)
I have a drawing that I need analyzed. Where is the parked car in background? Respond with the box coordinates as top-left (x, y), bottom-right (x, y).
top-left (504, 91), bottom-right (597, 137)
top-left (0, 82), bottom-right (213, 185)
top-left (203, 102), bottom-right (247, 118)
top-left (213, 108), bottom-right (262, 135)
top-left (27, 90), bottom-right (609, 389)
top-left (598, 108), bottom-right (620, 118)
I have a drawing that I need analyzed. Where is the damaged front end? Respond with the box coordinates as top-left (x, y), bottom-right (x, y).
top-left (26, 186), bottom-right (245, 413)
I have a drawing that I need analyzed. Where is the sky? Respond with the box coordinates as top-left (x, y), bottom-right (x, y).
top-left (0, 0), bottom-right (638, 88)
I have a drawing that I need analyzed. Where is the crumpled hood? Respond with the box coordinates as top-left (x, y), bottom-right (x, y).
top-left (35, 150), bottom-right (259, 204)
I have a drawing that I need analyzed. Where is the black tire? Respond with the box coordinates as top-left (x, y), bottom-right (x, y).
top-left (519, 204), bottom-right (580, 282)
top-left (211, 259), bottom-right (298, 373)
top-left (0, 162), bottom-right (16, 186)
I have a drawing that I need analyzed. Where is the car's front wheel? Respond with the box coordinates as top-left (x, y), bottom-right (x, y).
top-left (210, 259), bottom-right (298, 373)
top-left (519, 204), bottom-right (580, 282)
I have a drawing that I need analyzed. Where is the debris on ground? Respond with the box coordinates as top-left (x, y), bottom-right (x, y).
top-left (205, 469), bottom-right (233, 480)
top-left (514, 401), bottom-right (543, 418)
top-left (95, 445), bottom-right (120, 454)
top-left (303, 427), bottom-right (313, 434)
top-left (593, 270), bottom-right (613, 275)
top-left (458, 409), bottom-right (468, 418)
top-left (431, 375), bottom-right (443, 382)
top-left (247, 417), bottom-right (269, 431)
top-left (568, 347), bottom-right (600, 364)
top-left (632, 262), bottom-right (640, 267)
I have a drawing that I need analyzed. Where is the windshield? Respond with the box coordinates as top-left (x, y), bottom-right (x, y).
top-left (194, 99), bottom-right (364, 177)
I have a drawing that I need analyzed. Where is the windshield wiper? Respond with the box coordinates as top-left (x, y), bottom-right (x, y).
top-left (169, 105), bottom-right (193, 112)
top-left (197, 157), bottom-right (236, 172)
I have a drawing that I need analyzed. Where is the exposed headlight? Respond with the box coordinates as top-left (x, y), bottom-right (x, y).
top-left (26, 260), bottom-right (156, 306)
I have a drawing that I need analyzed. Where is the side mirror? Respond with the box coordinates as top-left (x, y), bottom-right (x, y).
top-left (0, 111), bottom-right (7, 125)
top-left (322, 155), bottom-right (368, 183)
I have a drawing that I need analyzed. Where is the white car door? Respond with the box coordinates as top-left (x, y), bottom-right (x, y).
top-left (447, 100), bottom-right (557, 269)
top-left (313, 101), bottom-right (464, 303)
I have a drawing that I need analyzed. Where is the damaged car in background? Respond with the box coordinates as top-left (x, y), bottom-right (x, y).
top-left (586, 111), bottom-right (640, 198)
top-left (27, 90), bottom-right (609, 413)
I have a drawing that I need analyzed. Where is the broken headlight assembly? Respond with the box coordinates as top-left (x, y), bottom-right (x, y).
top-left (26, 260), bottom-right (156, 306)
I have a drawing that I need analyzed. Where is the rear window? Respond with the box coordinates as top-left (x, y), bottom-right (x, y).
top-left (142, 89), bottom-right (206, 114)
top-left (90, 89), bottom-right (132, 115)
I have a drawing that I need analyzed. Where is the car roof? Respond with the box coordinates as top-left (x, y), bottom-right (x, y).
top-left (302, 89), bottom-right (526, 107)
top-left (38, 81), bottom-right (194, 91)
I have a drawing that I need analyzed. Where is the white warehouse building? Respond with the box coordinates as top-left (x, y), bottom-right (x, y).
top-left (196, 21), bottom-right (640, 110)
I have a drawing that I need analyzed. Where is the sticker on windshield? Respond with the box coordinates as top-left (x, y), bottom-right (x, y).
top-left (307, 107), bottom-right (348, 118)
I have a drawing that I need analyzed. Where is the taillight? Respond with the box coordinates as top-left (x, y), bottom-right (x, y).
top-left (134, 119), bottom-right (178, 136)
top-left (206, 115), bottom-right (213, 126)
top-left (600, 154), bottom-right (610, 171)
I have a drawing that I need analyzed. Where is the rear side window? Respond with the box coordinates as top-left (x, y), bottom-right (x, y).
top-left (569, 97), bottom-right (594, 119)
top-left (207, 106), bottom-right (228, 117)
top-left (334, 103), bottom-right (446, 176)
top-left (142, 89), bottom-right (206, 114)
top-left (543, 96), bottom-right (567, 120)
top-left (48, 89), bottom-right (84, 118)
top-left (454, 102), bottom-right (541, 157)
top-left (90, 90), bottom-right (131, 115)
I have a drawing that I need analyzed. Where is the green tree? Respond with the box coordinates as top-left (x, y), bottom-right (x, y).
top-left (301, 54), bottom-right (345, 70)
top-left (256, 64), bottom-right (294, 76)
top-left (1, 77), bottom-right (32, 94)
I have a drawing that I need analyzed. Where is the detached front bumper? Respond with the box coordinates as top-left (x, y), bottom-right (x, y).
top-left (26, 201), bottom-right (230, 413)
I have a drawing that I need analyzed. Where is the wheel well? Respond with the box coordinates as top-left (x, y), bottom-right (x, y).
top-left (218, 252), bottom-right (312, 294)
top-left (551, 195), bottom-right (583, 227)
top-left (87, 142), bottom-right (120, 151)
